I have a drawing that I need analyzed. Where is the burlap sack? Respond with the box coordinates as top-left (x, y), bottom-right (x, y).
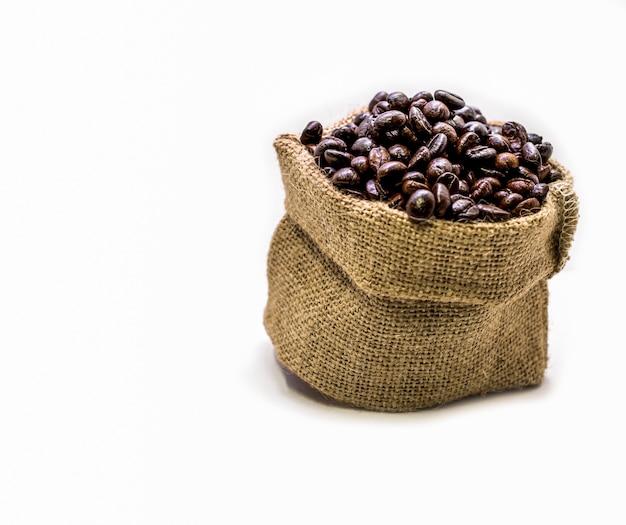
top-left (264, 117), bottom-right (579, 412)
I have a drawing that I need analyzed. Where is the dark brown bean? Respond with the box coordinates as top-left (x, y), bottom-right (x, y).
top-left (427, 133), bottom-right (448, 157)
top-left (372, 100), bottom-right (392, 116)
top-left (387, 91), bottom-right (410, 111)
top-left (332, 167), bottom-right (360, 187)
top-left (368, 146), bottom-right (391, 172)
top-left (512, 197), bottom-right (541, 217)
top-left (350, 137), bottom-right (375, 156)
top-left (432, 121), bottom-right (458, 146)
top-left (351, 155), bottom-right (370, 175)
top-left (456, 131), bottom-right (481, 155)
top-left (517, 166), bottom-right (540, 184)
top-left (426, 157), bottom-right (453, 182)
top-left (406, 189), bottom-right (436, 222)
top-left (332, 124), bottom-right (358, 146)
top-left (537, 142), bottom-right (553, 163)
top-left (368, 91), bottom-right (388, 112)
top-left (300, 121), bottom-right (323, 145)
top-left (388, 192), bottom-right (405, 209)
top-left (423, 100), bottom-right (451, 121)
top-left (435, 172), bottom-right (460, 194)
top-left (411, 91), bottom-right (433, 103)
top-left (374, 110), bottom-right (407, 131)
top-left (388, 143), bottom-right (411, 164)
top-left (502, 121), bottom-right (528, 152)
top-left (500, 192), bottom-right (524, 210)
top-left (471, 178), bottom-right (494, 201)
top-left (538, 163), bottom-right (552, 182)
top-left (433, 182), bottom-right (451, 217)
top-left (494, 152), bottom-right (519, 171)
top-left (465, 146), bottom-right (497, 162)
top-left (364, 178), bottom-right (385, 200)
top-left (487, 134), bottom-right (511, 152)
top-left (407, 145), bottom-right (431, 169)
top-left (402, 179), bottom-right (430, 196)
top-left (521, 141), bottom-right (542, 168)
top-left (477, 203), bottom-right (511, 221)
top-left (462, 121), bottom-right (489, 141)
top-left (408, 105), bottom-right (432, 136)
top-left (323, 149), bottom-right (353, 168)
top-left (529, 183), bottom-right (549, 200)
top-left (434, 89), bottom-right (465, 110)
top-left (507, 178), bottom-right (535, 195)
top-left (314, 136), bottom-right (347, 157)
top-left (376, 161), bottom-right (407, 185)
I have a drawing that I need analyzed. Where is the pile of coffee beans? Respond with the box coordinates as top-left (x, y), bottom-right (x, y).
top-left (299, 90), bottom-right (562, 222)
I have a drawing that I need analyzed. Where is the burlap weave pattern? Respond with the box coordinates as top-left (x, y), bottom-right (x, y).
top-left (264, 121), bottom-right (579, 412)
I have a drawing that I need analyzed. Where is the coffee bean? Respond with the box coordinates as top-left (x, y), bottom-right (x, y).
top-left (388, 91), bottom-right (410, 111)
top-left (364, 178), bottom-right (385, 200)
top-left (456, 131), bottom-right (481, 155)
top-left (423, 100), bottom-right (451, 121)
top-left (411, 91), bottom-right (433, 103)
top-left (300, 121), bottom-right (323, 145)
top-left (434, 90), bottom-right (465, 110)
top-left (537, 142), bottom-right (553, 163)
top-left (521, 141), bottom-right (542, 169)
top-left (502, 121), bottom-right (528, 152)
top-left (406, 189), bottom-right (436, 222)
top-left (376, 160), bottom-right (407, 185)
top-left (332, 124), bottom-right (358, 146)
top-left (351, 137), bottom-right (375, 156)
top-left (495, 152), bottom-right (519, 171)
top-left (529, 183), bottom-right (549, 200)
top-left (427, 133), bottom-right (448, 157)
top-left (433, 182), bottom-right (451, 218)
top-left (462, 121), bottom-right (489, 141)
top-left (332, 167), bottom-right (360, 187)
top-left (512, 197), bottom-right (541, 217)
top-left (432, 121), bottom-right (458, 146)
top-left (435, 172), bottom-right (460, 194)
top-left (369, 146), bottom-right (391, 172)
top-left (500, 192), bottom-right (524, 210)
top-left (407, 145), bottom-right (431, 169)
top-left (368, 91), bottom-right (388, 112)
top-left (408, 105), bottom-right (433, 136)
top-left (426, 157), bottom-right (453, 182)
top-left (351, 155), bottom-right (370, 175)
top-left (477, 203), bottom-right (511, 221)
top-left (507, 178), bottom-right (535, 195)
top-left (465, 146), bottom-right (497, 162)
top-left (372, 100), bottom-right (392, 116)
top-left (323, 149), bottom-right (353, 168)
top-left (374, 110), bottom-right (407, 131)
top-left (388, 143), bottom-right (412, 164)
top-left (486, 134), bottom-right (511, 152)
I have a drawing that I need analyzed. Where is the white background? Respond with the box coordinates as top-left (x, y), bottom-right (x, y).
top-left (0, 1), bottom-right (624, 524)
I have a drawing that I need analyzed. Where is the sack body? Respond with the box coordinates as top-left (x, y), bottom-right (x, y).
top-left (264, 121), bottom-right (578, 412)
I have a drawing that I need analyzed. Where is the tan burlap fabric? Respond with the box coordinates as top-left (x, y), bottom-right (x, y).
top-left (264, 119), bottom-right (579, 412)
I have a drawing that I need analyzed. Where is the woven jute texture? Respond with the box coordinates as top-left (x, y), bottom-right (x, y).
top-left (264, 121), bottom-right (579, 412)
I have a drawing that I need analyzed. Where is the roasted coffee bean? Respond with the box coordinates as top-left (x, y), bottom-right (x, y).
top-left (322, 166), bottom-right (336, 178)
top-left (471, 178), bottom-right (495, 201)
top-left (450, 163), bottom-right (463, 177)
top-left (351, 155), bottom-right (370, 175)
top-left (332, 124), bottom-right (358, 146)
top-left (368, 91), bottom-right (388, 112)
top-left (369, 146), bottom-right (391, 172)
top-left (411, 91), bottom-right (433, 103)
top-left (432, 121), bottom-right (458, 146)
top-left (353, 112), bottom-right (368, 126)
top-left (512, 197), bottom-right (541, 217)
top-left (434, 90), bottom-right (465, 110)
top-left (550, 167), bottom-right (563, 181)
top-left (462, 121), bottom-right (489, 141)
top-left (398, 125), bottom-right (420, 147)
top-left (450, 115), bottom-right (466, 132)
top-left (372, 100), bottom-right (392, 116)
top-left (479, 168), bottom-right (507, 182)
top-left (388, 192), bottom-right (405, 209)
top-left (507, 178), bottom-right (535, 195)
top-left (433, 182), bottom-right (451, 217)
top-left (376, 161), bottom-right (407, 185)
top-left (521, 141), bottom-right (542, 168)
top-left (465, 145), bottom-right (497, 162)
top-left (426, 157), bottom-right (453, 182)
top-left (487, 134), bottom-right (511, 152)
top-left (494, 189), bottom-right (511, 201)
top-left (500, 192), bottom-right (524, 210)
top-left (517, 166), bottom-right (540, 184)
top-left (402, 178), bottom-right (430, 196)
top-left (423, 100), bottom-right (451, 121)
top-left (530, 183), bottom-right (549, 200)
top-left (388, 91), bottom-right (410, 111)
top-left (407, 145), bottom-right (431, 169)
top-left (454, 105), bottom-right (477, 122)
top-left (477, 203), bottom-right (511, 221)
top-left (374, 110), bottom-right (407, 131)
top-left (332, 167), bottom-right (360, 187)
top-left (402, 170), bottom-right (428, 185)
top-left (388, 143), bottom-right (412, 164)
top-left (527, 132), bottom-right (543, 144)
top-left (502, 121), bottom-right (528, 151)
top-left (436, 172), bottom-right (460, 194)
top-left (357, 113), bottom-right (376, 139)
top-left (456, 131), bottom-right (481, 155)
top-left (406, 189), bottom-right (436, 222)
top-left (537, 142), bottom-right (553, 163)
top-left (351, 137), bottom-right (375, 156)
top-left (364, 178), bottom-right (385, 200)
top-left (300, 121), bottom-right (323, 145)
top-left (538, 163), bottom-right (552, 182)
top-left (457, 179), bottom-right (470, 196)
top-left (452, 198), bottom-right (480, 220)
top-left (495, 152), bottom-right (519, 171)
top-left (323, 149), bottom-right (354, 168)
top-left (427, 132), bottom-right (448, 157)
top-left (314, 136), bottom-right (347, 157)
top-left (408, 105), bottom-right (432, 136)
